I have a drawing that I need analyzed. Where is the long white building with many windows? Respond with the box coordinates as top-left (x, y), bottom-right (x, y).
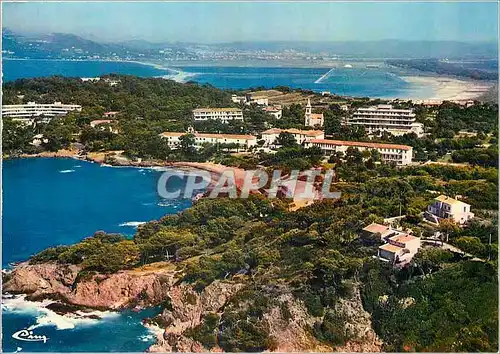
top-left (160, 131), bottom-right (257, 150)
top-left (192, 108), bottom-right (243, 123)
top-left (2, 101), bottom-right (82, 123)
top-left (346, 104), bottom-right (424, 137)
top-left (305, 139), bottom-right (413, 165)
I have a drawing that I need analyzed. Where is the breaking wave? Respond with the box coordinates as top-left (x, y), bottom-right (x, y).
top-left (119, 221), bottom-right (147, 228)
top-left (2, 295), bottom-right (118, 331)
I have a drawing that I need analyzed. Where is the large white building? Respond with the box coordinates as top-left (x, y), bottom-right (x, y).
top-left (346, 104), bottom-right (424, 137)
top-left (193, 108), bottom-right (244, 123)
top-left (425, 195), bottom-right (474, 225)
top-left (2, 101), bottom-right (82, 123)
top-left (160, 131), bottom-right (257, 150)
top-left (304, 98), bottom-right (324, 127)
top-left (261, 128), bottom-right (324, 146)
top-left (305, 139), bottom-right (413, 165)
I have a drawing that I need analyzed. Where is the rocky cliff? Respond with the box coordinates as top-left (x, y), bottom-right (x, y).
top-left (3, 261), bottom-right (381, 352)
top-left (3, 262), bottom-right (175, 309)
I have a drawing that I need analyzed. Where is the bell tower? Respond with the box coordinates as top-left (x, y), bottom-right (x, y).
top-left (305, 98), bottom-right (312, 125)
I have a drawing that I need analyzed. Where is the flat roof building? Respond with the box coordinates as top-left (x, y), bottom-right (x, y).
top-left (193, 108), bottom-right (243, 123)
top-left (2, 101), bottom-right (82, 123)
top-left (347, 104), bottom-right (424, 137)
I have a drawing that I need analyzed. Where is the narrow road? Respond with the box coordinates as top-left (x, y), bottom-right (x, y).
top-left (421, 239), bottom-right (485, 262)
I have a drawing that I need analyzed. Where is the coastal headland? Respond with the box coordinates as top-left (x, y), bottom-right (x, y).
top-left (3, 71), bottom-right (498, 353)
top-left (3, 247), bottom-right (382, 353)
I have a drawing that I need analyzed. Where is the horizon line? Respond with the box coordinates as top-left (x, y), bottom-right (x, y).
top-left (3, 28), bottom-right (499, 45)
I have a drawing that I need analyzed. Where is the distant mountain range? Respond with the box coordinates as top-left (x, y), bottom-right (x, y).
top-left (2, 28), bottom-right (498, 61)
top-left (1, 28), bottom-right (194, 60)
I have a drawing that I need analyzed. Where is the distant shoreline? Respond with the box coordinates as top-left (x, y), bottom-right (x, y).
top-left (399, 75), bottom-right (495, 101)
top-left (3, 57), bottom-right (496, 100)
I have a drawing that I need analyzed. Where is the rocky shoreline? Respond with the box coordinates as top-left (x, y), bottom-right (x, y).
top-left (3, 150), bottom-right (382, 352)
top-left (3, 260), bottom-right (382, 352)
top-left (7, 149), bottom-right (232, 176)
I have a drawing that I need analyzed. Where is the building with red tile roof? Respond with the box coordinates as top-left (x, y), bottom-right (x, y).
top-left (305, 139), bottom-right (413, 165)
top-left (262, 128), bottom-right (324, 146)
top-left (160, 131), bottom-right (256, 150)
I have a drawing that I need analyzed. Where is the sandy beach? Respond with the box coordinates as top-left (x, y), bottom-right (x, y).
top-left (400, 75), bottom-right (495, 101)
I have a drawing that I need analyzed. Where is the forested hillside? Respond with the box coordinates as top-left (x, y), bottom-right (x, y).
top-left (24, 187), bottom-right (498, 352)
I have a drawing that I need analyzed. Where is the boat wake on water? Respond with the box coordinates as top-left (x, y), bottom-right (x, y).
top-left (314, 68), bottom-right (335, 84)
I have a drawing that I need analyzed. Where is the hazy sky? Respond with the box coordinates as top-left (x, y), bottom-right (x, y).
top-left (3, 1), bottom-right (499, 43)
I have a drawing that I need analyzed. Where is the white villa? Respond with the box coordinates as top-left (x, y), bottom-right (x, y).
top-left (81, 77), bottom-right (120, 86)
top-left (304, 139), bottom-right (413, 165)
top-left (261, 128), bottom-right (324, 146)
top-left (378, 233), bottom-right (421, 264)
top-left (425, 195), bottom-right (474, 225)
top-left (346, 104), bottom-right (424, 137)
top-left (192, 108), bottom-right (244, 123)
top-left (90, 119), bottom-right (119, 133)
top-left (304, 98), bottom-right (324, 127)
top-left (81, 77), bottom-right (101, 82)
top-left (231, 95), bottom-right (247, 104)
top-left (362, 223), bottom-right (421, 265)
top-left (263, 105), bottom-right (283, 119)
top-left (160, 130), bottom-right (257, 150)
top-left (2, 102), bottom-right (82, 123)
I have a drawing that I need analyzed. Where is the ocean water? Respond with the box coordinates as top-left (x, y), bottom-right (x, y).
top-left (2, 158), bottom-right (192, 352)
top-left (2, 58), bottom-right (430, 98)
top-left (2, 297), bottom-right (162, 352)
top-left (2, 158), bottom-right (192, 267)
top-left (2, 59), bottom-right (170, 82)
top-left (179, 65), bottom-right (413, 98)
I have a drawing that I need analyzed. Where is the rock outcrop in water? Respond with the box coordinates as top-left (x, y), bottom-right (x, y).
top-left (3, 261), bottom-right (382, 352)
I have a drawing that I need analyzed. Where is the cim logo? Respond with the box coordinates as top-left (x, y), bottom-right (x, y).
top-left (12, 329), bottom-right (48, 343)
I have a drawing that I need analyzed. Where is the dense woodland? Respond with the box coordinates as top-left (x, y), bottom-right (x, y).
top-left (30, 178), bottom-right (498, 351)
top-left (4, 75), bottom-right (499, 351)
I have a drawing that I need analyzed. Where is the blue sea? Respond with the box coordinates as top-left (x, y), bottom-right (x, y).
top-left (2, 158), bottom-right (192, 352)
top-left (1, 57), bottom-right (429, 353)
top-left (181, 66), bottom-right (413, 98)
top-left (2, 59), bottom-right (169, 82)
top-left (2, 58), bottom-right (432, 98)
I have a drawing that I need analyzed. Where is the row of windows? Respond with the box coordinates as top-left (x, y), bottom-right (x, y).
top-left (312, 144), bottom-right (407, 153)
